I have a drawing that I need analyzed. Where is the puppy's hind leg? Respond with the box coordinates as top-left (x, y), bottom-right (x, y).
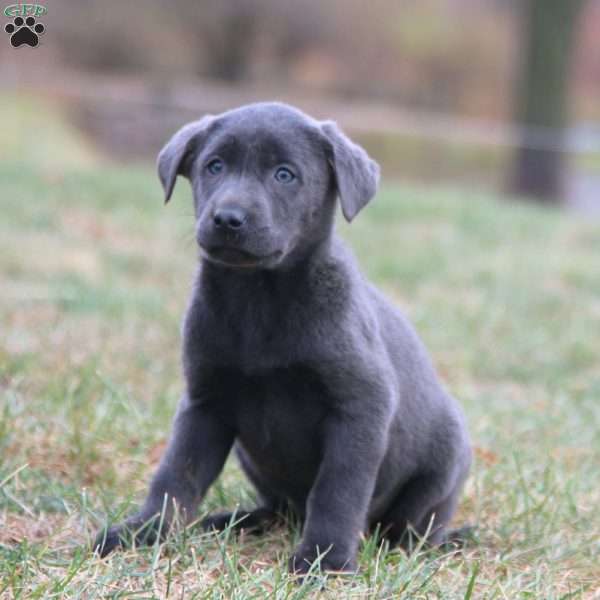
top-left (423, 486), bottom-right (479, 549)
top-left (376, 473), bottom-right (461, 552)
top-left (200, 444), bottom-right (289, 536)
top-left (201, 507), bottom-right (283, 535)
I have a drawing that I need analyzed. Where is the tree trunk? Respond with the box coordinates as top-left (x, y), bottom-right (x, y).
top-left (508, 0), bottom-right (585, 203)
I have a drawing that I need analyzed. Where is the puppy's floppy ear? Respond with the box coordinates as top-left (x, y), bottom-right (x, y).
top-left (320, 121), bottom-right (380, 222)
top-left (157, 115), bottom-right (216, 204)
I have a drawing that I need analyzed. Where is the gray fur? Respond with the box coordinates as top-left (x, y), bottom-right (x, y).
top-left (94, 102), bottom-right (471, 574)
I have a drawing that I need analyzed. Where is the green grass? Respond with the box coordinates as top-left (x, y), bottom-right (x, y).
top-left (0, 93), bottom-right (100, 171)
top-left (1, 101), bottom-right (600, 597)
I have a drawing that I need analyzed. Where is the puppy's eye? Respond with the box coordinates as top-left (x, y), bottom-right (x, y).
top-left (274, 167), bottom-right (296, 184)
top-left (206, 158), bottom-right (224, 175)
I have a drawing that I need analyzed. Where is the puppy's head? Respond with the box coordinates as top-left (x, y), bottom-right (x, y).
top-left (158, 102), bottom-right (379, 269)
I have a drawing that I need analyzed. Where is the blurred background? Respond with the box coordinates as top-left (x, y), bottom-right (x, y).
top-left (1, 0), bottom-right (599, 208)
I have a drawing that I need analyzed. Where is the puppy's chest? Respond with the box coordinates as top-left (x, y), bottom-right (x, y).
top-left (205, 365), bottom-right (330, 469)
top-left (189, 264), bottom-right (345, 372)
top-left (204, 300), bottom-right (312, 372)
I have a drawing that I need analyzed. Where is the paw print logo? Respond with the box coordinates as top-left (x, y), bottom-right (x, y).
top-left (5, 15), bottom-right (45, 47)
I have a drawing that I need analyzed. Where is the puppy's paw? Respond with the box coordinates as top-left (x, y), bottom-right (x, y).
top-left (201, 508), bottom-right (280, 535)
top-left (201, 511), bottom-right (238, 532)
top-left (439, 524), bottom-right (478, 550)
top-left (93, 516), bottom-right (162, 557)
top-left (93, 525), bottom-right (128, 557)
top-left (288, 543), bottom-right (357, 576)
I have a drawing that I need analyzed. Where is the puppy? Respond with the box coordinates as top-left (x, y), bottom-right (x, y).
top-left (94, 102), bottom-right (471, 574)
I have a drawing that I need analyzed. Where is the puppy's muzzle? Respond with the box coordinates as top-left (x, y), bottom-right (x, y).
top-left (213, 207), bottom-right (247, 232)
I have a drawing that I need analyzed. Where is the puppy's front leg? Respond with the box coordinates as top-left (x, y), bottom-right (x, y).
top-left (94, 394), bottom-right (234, 556)
top-left (289, 406), bottom-right (389, 574)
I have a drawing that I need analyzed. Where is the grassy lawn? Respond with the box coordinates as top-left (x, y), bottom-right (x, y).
top-left (1, 99), bottom-right (599, 598)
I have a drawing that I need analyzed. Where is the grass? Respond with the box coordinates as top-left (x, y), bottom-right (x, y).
top-left (1, 97), bottom-right (600, 598)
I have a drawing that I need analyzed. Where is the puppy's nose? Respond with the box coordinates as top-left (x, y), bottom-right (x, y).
top-left (213, 207), bottom-right (246, 231)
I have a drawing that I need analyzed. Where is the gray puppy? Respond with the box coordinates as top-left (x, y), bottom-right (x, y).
top-left (94, 102), bottom-right (471, 574)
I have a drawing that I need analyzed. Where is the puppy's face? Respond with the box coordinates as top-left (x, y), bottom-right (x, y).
top-left (158, 103), bottom-right (379, 269)
top-left (192, 107), bottom-right (332, 268)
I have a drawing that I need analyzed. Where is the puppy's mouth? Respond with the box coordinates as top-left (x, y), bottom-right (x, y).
top-left (200, 246), bottom-right (283, 269)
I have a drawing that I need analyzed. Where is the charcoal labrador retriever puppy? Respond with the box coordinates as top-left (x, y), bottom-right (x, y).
top-left (94, 102), bottom-right (471, 573)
